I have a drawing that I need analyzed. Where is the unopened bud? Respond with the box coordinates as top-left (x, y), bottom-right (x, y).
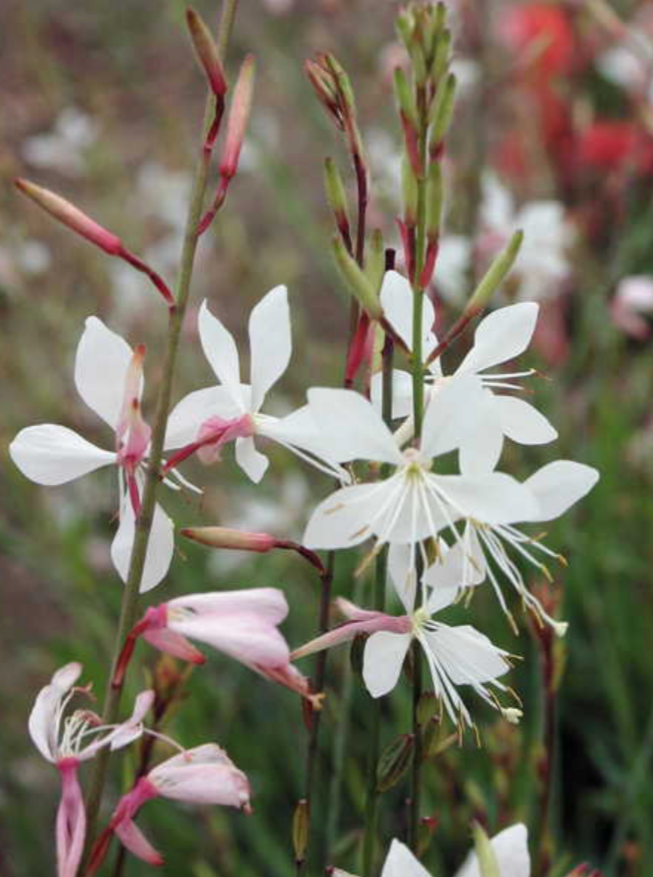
top-left (430, 29), bottom-right (452, 82)
top-left (16, 179), bottom-right (121, 255)
top-left (429, 72), bottom-right (456, 152)
top-left (220, 54), bottom-right (256, 180)
top-left (465, 230), bottom-right (523, 316)
top-left (425, 161), bottom-right (443, 238)
top-left (376, 733), bottom-right (414, 792)
top-left (181, 526), bottom-right (275, 553)
top-left (366, 229), bottom-right (385, 293)
top-left (324, 158), bottom-right (350, 234)
top-left (305, 59), bottom-right (341, 121)
top-left (186, 8), bottom-right (227, 97)
top-left (402, 156), bottom-right (419, 227)
top-left (292, 799), bottom-right (310, 864)
top-left (396, 11), bottom-right (415, 51)
top-left (471, 822), bottom-right (501, 877)
top-left (501, 707), bottom-right (523, 725)
top-left (394, 67), bottom-right (419, 130)
top-left (332, 235), bottom-right (382, 319)
top-left (324, 54), bottom-right (356, 113)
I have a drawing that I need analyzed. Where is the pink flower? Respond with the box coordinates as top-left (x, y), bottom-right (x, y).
top-left (115, 589), bottom-right (321, 707)
top-left (28, 663), bottom-right (153, 877)
top-left (611, 275), bottom-right (653, 339)
top-left (92, 744), bottom-right (250, 869)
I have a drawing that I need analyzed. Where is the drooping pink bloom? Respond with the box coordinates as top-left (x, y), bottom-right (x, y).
top-left (90, 744), bottom-right (250, 870)
top-left (114, 589), bottom-right (321, 707)
top-left (28, 663), bottom-right (153, 877)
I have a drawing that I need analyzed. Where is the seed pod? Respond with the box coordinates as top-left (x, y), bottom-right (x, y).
top-left (376, 733), bottom-right (415, 792)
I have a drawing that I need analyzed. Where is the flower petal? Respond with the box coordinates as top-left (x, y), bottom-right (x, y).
top-left (458, 391), bottom-right (504, 477)
top-left (235, 436), bottom-right (269, 482)
top-left (29, 663), bottom-right (82, 762)
top-left (454, 823), bottom-right (530, 877)
top-left (380, 270), bottom-right (437, 355)
top-left (168, 588), bottom-right (289, 624)
top-left (370, 369), bottom-right (415, 420)
top-left (495, 395), bottom-right (558, 445)
top-left (115, 819), bottom-right (163, 867)
top-left (74, 316), bottom-right (134, 430)
top-left (10, 425), bottom-right (116, 486)
top-left (387, 543), bottom-right (417, 613)
top-left (420, 375), bottom-right (485, 460)
top-left (249, 285), bottom-right (292, 412)
top-left (433, 472), bottom-right (539, 525)
top-left (307, 388), bottom-right (403, 465)
top-left (523, 460), bottom-right (599, 522)
top-left (363, 631), bottom-right (412, 698)
top-left (111, 500), bottom-right (174, 592)
top-left (424, 625), bottom-right (510, 687)
top-left (381, 839), bottom-right (433, 877)
top-left (456, 302), bottom-right (539, 375)
top-left (198, 300), bottom-right (244, 409)
top-left (303, 481), bottom-right (396, 550)
top-left (165, 386), bottom-right (245, 449)
top-left (423, 534), bottom-right (486, 606)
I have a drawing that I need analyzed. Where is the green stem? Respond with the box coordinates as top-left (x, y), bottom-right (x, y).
top-left (81, 0), bottom-right (240, 858)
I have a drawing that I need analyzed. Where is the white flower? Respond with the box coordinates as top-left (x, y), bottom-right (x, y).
top-left (9, 317), bottom-right (175, 591)
top-left (332, 824), bottom-right (530, 877)
top-left (303, 383), bottom-right (538, 557)
top-left (376, 271), bottom-right (558, 475)
top-left (165, 286), bottom-right (344, 483)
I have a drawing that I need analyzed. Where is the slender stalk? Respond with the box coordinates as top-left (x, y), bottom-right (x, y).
top-left (534, 635), bottom-right (556, 877)
top-left (81, 0), bottom-right (241, 858)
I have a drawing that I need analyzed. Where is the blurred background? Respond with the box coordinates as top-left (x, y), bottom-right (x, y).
top-left (2, 1), bottom-right (653, 875)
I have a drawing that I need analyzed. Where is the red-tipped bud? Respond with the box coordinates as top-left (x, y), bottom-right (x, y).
top-left (181, 526), bottom-right (276, 553)
top-left (186, 8), bottom-right (227, 98)
top-left (16, 179), bottom-right (121, 255)
top-left (219, 54), bottom-right (256, 181)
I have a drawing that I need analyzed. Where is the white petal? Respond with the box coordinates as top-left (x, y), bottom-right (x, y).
top-left (495, 395), bottom-right (558, 445)
top-left (380, 270), bottom-right (437, 355)
top-left (198, 300), bottom-right (244, 409)
top-left (260, 405), bottom-right (346, 479)
top-left (387, 543), bottom-right (417, 613)
top-left (370, 369), bottom-right (415, 420)
top-left (363, 631), bottom-right (412, 698)
top-left (454, 823), bottom-right (530, 877)
top-left (432, 472), bottom-right (539, 525)
top-left (165, 386), bottom-right (245, 449)
top-left (381, 839), bottom-right (433, 877)
top-left (307, 388), bottom-right (403, 465)
top-left (424, 533), bottom-right (486, 603)
top-left (458, 390), bottom-right (504, 477)
top-left (424, 624), bottom-right (510, 687)
top-left (249, 285), bottom-right (292, 412)
top-left (10, 424), bottom-right (115, 485)
top-left (235, 436), bottom-right (269, 483)
top-left (111, 499), bottom-right (174, 592)
top-left (28, 663), bottom-right (82, 763)
top-left (523, 460), bottom-right (599, 522)
top-left (74, 316), bottom-right (134, 429)
top-left (456, 303), bottom-right (539, 375)
top-left (420, 375), bottom-right (485, 460)
top-left (303, 482), bottom-right (394, 550)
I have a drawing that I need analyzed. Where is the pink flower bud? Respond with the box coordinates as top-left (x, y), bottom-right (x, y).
top-left (186, 8), bottom-right (227, 98)
top-left (219, 54), bottom-right (256, 181)
top-left (181, 526), bottom-right (276, 553)
top-left (16, 179), bottom-right (121, 255)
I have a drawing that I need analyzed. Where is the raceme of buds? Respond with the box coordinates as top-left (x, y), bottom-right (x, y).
top-left (186, 8), bottom-right (227, 99)
top-left (305, 53), bottom-right (365, 162)
top-left (15, 179), bottom-right (174, 307)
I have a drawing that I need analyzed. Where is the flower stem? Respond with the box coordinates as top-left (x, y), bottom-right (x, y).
top-left (81, 0), bottom-right (240, 859)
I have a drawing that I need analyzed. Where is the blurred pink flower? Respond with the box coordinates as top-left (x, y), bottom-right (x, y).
top-left (611, 275), bottom-right (653, 339)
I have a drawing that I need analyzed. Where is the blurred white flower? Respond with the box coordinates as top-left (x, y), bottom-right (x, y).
top-left (611, 275), bottom-right (653, 339)
top-left (22, 107), bottom-right (98, 176)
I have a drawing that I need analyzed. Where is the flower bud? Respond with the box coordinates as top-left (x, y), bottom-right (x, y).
top-left (324, 157), bottom-right (350, 238)
top-left (16, 179), bottom-right (121, 255)
top-left (396, 10), bottom-right (415, 51)
top-left (181, 526), bottom-right (275, 553)
top-left (425, 161), bottom-right (443, 238)
top-left (430, 28), bottom-right (452, 82)
top-left (305, 59), bottom-right (341, 122)
top-left (394, 67), bottom-right (419, 130)
top-left (332, 235), bottom-right (382, 319)
top-left (292, 799), bottom-right (310, 864)
top-left (219, 54), bottom-right (256, 181)
top-left (471, 822), bottom-right (501, 877)
top-left (465, 230), bottom-right (523, 316)
top-left (186, 8), bottom-right (227, 97)
top-left (429, 72), bottom-right (456, 154)
top-left (402, 156), bottom-right (419, 227)
top-left (376, 733), bottom-right (414, 792)
top-left (365, 229), bottom-right (385, 293)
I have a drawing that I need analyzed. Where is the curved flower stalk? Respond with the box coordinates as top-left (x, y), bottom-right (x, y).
top-left (333, 823), bottom-right (530, 877)
top-left (375, 270), bottom-right (558, 475)
top-left (303, 384), bottom-right (538, 562)
top-left (28, 663), bottom-right (153, 877)
top-left (90, 743), bottom-right (251, 871)
top-left (9, 317), bottom-right (175, 591)
top-left (165, 285), bottom-right (346, 483)
top-left (115, 588), bottom-right (321, 707)
top-left (292, 551), bottom-right (517, 730)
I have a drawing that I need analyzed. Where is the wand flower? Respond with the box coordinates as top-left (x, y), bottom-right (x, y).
top-left (9, 317), bottom-right (174, 590)
top-left (28, 662), bottom-right (153, 877)
top-left (165, 285), bottom-right (345, 483)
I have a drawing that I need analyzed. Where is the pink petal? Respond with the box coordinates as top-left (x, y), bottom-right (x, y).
top-left (115, 819), bottom-right (164, 866)
top-left (56, 759), bottom-right (86, 877)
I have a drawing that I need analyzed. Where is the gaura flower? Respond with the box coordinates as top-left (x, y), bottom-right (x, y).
top-left (28, 662), bottom-right (153, 877)
top-left (91, 744), bottom-right (250, 870)
top-left (9, 317), bottom-right (174, 591)
top-left (332, 823), bottom-right (530, 877)
top-left (165, 286), bottom-right (345, 483)
top-left (375, 270), bottom-right (557, 476)
top-left (303, 383), bottom-right (538, 558)
top-left (116, 588), bottom-right (321, 707)
top-left (292, 551), bottom-right (516, 730)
